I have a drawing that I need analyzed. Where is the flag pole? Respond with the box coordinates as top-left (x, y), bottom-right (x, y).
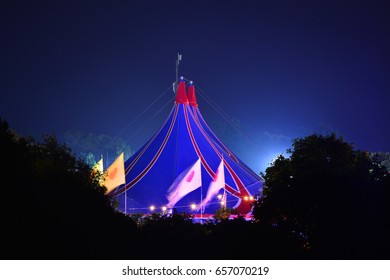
top-left (100, 154), bottom-right (103, 188)
top-left (175, 53), bottom-right (182, 93)
top-left (200, 159), bottom-right (203, 224)
top-left (123, 153), bottom-right (127, 216)
top-left (125, 188), bottom-right (127, 215)
top-left (200, 179), bottom-right (203, 224)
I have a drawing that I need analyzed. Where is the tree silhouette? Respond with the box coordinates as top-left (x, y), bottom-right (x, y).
top-left (253, 133), bottom-right (389, 259)
top-left (61, 131), bottom-right (132, 167)
top-left (0, 118), bottom-right (138, 259)
top-left (6, 117), bottom-right (386, 260)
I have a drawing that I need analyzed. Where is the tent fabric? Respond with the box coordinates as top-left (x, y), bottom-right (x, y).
top-left (187, 81), bottom-right (198, 107)
top-left (108, 79), bottom-right (263, 215)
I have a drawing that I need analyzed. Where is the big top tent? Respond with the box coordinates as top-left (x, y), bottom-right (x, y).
top-left (107, 77), bottom-right (263, 216)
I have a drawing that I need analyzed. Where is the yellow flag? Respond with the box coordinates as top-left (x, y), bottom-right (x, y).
top-left (92, 158), bottom-right (104, 174)
top-left (104, 152), bottom-right (126, 194)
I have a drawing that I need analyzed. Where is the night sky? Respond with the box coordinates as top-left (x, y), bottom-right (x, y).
top-left (1, 0), bottom-right (389, 173)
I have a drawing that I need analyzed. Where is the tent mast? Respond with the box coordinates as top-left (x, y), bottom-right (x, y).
top-left (175, 53), bottom-right (182, 93)
top-left (125, 183), bottom-right (127, 215)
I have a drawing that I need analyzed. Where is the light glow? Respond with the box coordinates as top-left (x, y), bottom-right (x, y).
top-left (149, 205), bottom-right (155, 211)
top-left (191, 204), bottom-right (196, 210)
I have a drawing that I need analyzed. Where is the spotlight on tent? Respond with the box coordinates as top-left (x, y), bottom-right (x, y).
top-left (149, 205), bottom-right (155, 211)
top-left (217, 194), bottom-right (223, 200)
top-left (191, 204), bottom-right (196, 210)
top-left (162, 206), bottom-right (167, 212)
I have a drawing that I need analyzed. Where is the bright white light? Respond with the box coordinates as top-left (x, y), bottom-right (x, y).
top-left (191, 204), bottom-right (196, 210)
top-left (162, 206), bottom-right (167, 211)
top-left (217, 194), bottom-right (223, 200)
top-left (220, 201), bottom-right (225, 205)
top-left (244, 196), bottom-right (249, 201)
top-left (149, 205), bottom-right (155, 211)
top-left (250, 196), bottom-right (254, 201)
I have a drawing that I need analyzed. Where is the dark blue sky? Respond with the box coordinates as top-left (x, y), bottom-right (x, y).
top-left (1, 0), bottom-right (389, 173)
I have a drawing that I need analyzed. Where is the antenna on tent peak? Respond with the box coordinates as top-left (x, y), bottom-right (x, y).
top-left (174, 53), bottom-right (183, 93)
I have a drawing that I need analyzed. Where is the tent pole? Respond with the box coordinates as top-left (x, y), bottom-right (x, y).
top-left (200, 181), bottom-right (203, 224)
top-left (125, 187), bottom-right (127, 215)
top-left (175, 53), bottom-right (182, 93)
top-left (125, 194), bottom-right (127, 215)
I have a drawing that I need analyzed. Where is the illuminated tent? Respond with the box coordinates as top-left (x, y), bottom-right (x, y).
top-left (107, 77), bottom-right (263, 215)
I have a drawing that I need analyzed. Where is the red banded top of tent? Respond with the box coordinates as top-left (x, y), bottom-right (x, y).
top-left (175, 77), bottom-right (198, 107)
top-left (187, 81), bottom-right (198, 107)
top-left (175, 77), bottom-right (188, 104)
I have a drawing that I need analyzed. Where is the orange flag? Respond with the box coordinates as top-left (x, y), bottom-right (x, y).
top-left (104, 152), bottom-right (126, 194)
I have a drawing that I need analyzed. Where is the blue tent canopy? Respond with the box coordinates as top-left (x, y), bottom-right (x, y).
top-left (108, 77), bottom-right (263, 215)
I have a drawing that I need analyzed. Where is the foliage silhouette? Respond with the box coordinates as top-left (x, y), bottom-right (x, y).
top-left (0, 118), bottom-right (138, 259)
top-left (1, 118), bottom-right (304, 260)
top-left (61, 131), bottom-right (132, 167)
top-left (253, 133), bottom-right (390, 259)
top-left (4, 118), bottom-right (387, 260)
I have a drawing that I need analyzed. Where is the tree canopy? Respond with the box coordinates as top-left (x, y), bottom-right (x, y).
top-left (253, 133), bottom-right (390, 258)
top-left (0, 118), bottom-right (303, 259)
top-left (2, 117), bottom-right (388, 259)
top-left (0, 118), bottom-right (139, 259)
top-left (61, 131), bottom-right (132, 167)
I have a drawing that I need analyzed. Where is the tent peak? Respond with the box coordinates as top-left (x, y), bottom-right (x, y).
top-left (188, 80), bottom-right (198, 107)
top-left (175, 77), bottom-right (188, 104)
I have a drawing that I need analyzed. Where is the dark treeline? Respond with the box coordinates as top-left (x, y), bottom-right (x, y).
top-left (1, 118), bottom-right (388, 260)
top-left (253, 134), bottom-right (390, 259)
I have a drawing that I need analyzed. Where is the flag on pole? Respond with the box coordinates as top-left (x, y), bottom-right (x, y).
top-left (92, 158), bottom-right (104, 174)
top-left (166, 158), bottom-right (202, 208)
top-left (221, 189), bottom-right (227, 207)
top-left (104, 152), bottom-right (126, 194)
top-left (198, 159), bottom-right (225, 212)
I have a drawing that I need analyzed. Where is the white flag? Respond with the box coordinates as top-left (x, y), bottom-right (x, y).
top-left (198, 159), bottom-right (225, 211)
top-left (221, 190), bottom-right (227, 207)
top-left (166, 159), bottom-right (202, 208)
